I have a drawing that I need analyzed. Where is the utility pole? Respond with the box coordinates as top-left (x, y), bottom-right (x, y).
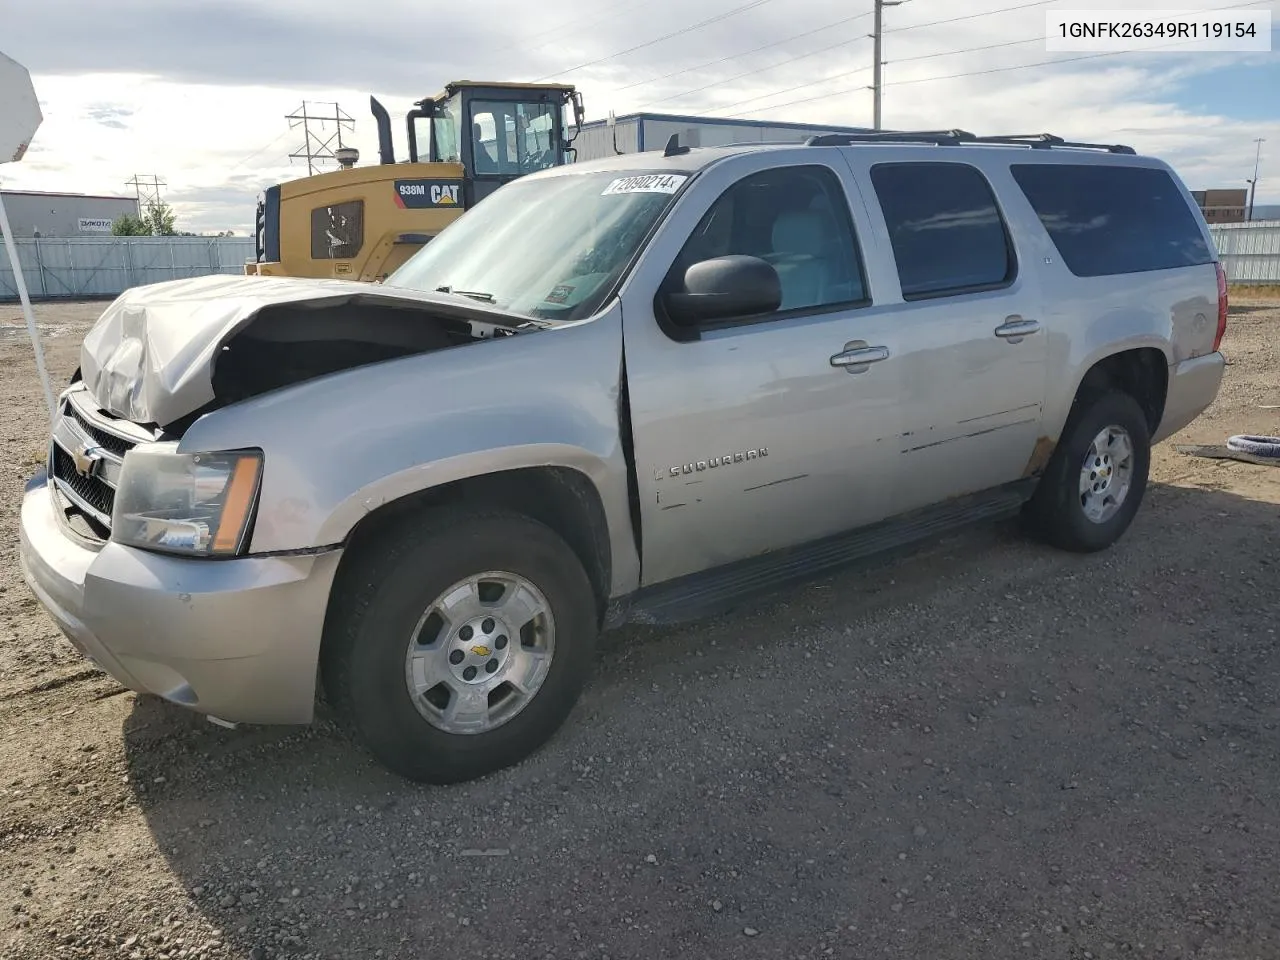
top-left (1246, 137), bottom-right (1264, 221)
top-left (286, 101), bottom-right (355, 176)
top-left (870, 0), bottom-right (904, 130)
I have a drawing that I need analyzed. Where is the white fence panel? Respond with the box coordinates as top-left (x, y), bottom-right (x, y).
top-left (1209, 220), bottom-right (1280, 285)
top-left (0, 236), bottom-right (255, 300)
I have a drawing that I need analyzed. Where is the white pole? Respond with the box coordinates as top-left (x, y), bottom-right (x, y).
top-left (0, 192), bottom-right (56, 421)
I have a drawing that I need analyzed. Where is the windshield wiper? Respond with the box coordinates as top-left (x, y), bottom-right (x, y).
top-left (435, 285), bottom-right (495, 303)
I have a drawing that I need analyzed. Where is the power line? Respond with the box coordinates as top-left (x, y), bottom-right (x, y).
top-left (884, 0), bottom-right (1272, 87)
top-left (494, 0), bottom-right (639, 58)
top-left (886, 34), bottom-right (1040, 65)
top-left (713, 0), bottom-right (1271, 119)
top-left (884, 0), bottom-right (1057, 34)
top-left (660, 0), bottom-right (1066, 122)
top-left (226, 129), bottom-right (294, 174)
top-left (532, 0), bottom-right (779, 82)
top-left (616, 9), bottom-right (876, 93)
top-left (706, 35), bottom-right (1037, 116)
top-left (640, 31), bottom-right (872, 109)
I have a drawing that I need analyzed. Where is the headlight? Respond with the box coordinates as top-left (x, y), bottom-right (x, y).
top-left (112, 443), bottom-right (262, 557)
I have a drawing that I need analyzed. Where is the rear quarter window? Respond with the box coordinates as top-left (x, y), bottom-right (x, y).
top-left (1009, 164), bottom-right (1213, 278)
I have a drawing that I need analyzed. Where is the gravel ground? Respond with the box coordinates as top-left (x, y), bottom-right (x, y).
top-left (0, 294), bottom-right (1278, 960)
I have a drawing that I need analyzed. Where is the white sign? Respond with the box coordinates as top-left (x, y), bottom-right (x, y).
top-left (601, 174), bottom-right (688, 196)
top-left (0, 51), bottom-right (42, 163)
top-left (78, 218), bottom-right (114, 233)
top-left (1046, 9), bottom-right (1272, 52)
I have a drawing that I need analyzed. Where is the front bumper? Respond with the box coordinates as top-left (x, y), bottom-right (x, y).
top-left (1152, 351), bottom-right (1227, 444)
top-left (18, 472), bottom-right (343, 725)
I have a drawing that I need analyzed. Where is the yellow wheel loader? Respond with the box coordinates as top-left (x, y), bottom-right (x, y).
top-left (245, 81), bottom-right (584, 282)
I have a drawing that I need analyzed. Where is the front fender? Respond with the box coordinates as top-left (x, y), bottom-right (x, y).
top-left (178, 303), bottom-right (639, 593)
top-left (315, 439), bottom-right (625, 551)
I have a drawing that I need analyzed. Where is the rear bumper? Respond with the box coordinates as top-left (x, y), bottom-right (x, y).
top-left (18, 472), bottom-right (343, 725)
top-left (1152, 351), bottom-right (1226, 444)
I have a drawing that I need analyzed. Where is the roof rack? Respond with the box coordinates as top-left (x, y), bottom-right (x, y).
top-left (806, 129), bottom-right (975, 147)
top-left (804, 130), bottom-right (1136, 155)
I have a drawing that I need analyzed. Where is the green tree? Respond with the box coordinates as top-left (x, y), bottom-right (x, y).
top-left (144, 201), bottom-right (177, 236)
top-left (111, 213), bottom-right (150, 236)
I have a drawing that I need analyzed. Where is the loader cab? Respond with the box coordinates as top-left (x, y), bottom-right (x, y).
top-left (247, 81), bottom-right (583, 282)
top-left (405, 81), bottom-right (584, 206)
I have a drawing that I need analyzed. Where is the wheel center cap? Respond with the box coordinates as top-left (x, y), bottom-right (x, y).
top-left (446, 616), bottom-right (512, 684)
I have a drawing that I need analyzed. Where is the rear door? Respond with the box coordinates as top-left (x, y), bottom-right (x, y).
top-left (838, 153), bottom-right (1050, 511)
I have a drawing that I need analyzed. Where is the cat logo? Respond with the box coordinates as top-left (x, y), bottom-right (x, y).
top-left (394, 179), bottom-right (462, 209)
top-left (430, 184), bottom-right (459, 205)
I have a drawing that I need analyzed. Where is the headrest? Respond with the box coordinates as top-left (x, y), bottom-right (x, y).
top-left (771, 209), bottom-right (831, 258)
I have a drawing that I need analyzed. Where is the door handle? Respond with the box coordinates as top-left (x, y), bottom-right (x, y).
top-left (994, 316), bottom-right (1041, 342)
top-left (830, 344), bottom-right (890, 372)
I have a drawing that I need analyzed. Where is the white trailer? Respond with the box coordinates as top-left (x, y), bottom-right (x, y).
top-left (572, 111), bottom-right (876, 162)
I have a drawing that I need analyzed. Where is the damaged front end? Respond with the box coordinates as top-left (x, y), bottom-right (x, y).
top-left (47, 274), bottom-right (540, 544)
top-left (78, 273), bottom-right (538, 432)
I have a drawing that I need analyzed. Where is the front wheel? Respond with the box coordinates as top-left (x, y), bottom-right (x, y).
top-left (322, 508), bottom-right (598, 784)
top-left (1025, 390), bottom-right (1152, 553)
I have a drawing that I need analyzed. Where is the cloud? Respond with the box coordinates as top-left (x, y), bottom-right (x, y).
top-left (0, 0), bottom-right (1276, 234)
top-left (84, 104), bottom-right (135, 130)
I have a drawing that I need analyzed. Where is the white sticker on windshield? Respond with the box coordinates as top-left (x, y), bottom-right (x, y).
top-left (600, 174), bottom-right (688, 196)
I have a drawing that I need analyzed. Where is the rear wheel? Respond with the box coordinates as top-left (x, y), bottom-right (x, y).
top-left (1025, 390), bottom-right (1151, 553)
top-left (322, 508), bottom-right (597, 784)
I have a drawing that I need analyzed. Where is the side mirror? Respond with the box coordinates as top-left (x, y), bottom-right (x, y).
top-left (664, 255), bottom-right (782, 326)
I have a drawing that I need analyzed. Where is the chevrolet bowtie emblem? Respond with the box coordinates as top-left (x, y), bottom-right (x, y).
top-left (71, 443), bottom-right (103, 478)
top-left (470, 645), bottom-right (491, 658)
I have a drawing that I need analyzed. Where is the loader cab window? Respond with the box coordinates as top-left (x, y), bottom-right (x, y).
top-left (310, 200), bottom-right (364, 260)
top-left (431, 95), bottom-right (461, 163)
top-left (468, 100), bottom-right (560, 176)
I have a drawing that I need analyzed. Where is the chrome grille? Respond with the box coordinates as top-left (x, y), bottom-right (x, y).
top-left (51, 444), bottom-right (116, 518)
top-left (48, 389), bottom-right (151, 534)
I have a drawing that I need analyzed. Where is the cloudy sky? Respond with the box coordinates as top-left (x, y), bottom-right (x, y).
top-left (2, 0), bottom-right (1277, 234)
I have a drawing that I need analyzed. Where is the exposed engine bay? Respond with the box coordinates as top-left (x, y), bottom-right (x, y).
top-left (208, 300), bottom-right (512, 409)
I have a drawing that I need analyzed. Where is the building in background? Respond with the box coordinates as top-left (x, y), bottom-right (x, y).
top-left (572, 112), bottom-right (875, 162)
top-left (0, 189), bottom-right (139, 238)
top-left (1191, 188), bottom-right (1248, 224)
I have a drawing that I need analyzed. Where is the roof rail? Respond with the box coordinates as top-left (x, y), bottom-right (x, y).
top-left (805, 129), bottom-right (976, 147)
top-left (970, 133), bottom-right (1136, 155)
top-left (804, 129), bottom-right (1136, 155)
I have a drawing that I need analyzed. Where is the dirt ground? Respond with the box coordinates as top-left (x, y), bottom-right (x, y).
top-left (0, 294), bottom-right (1277, 960)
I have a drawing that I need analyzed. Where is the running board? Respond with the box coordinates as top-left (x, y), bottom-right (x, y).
top-left (624, 481), bottom-right (1035, 626)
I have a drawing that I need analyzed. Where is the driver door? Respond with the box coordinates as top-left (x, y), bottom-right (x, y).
top-left (619, 153), bottom-right (906, 586)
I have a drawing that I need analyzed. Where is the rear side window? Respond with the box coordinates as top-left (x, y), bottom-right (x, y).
top-left (869, 161), bottom-right (1015, 299)
top-left (1010, 164), bottom-right (1213, 277)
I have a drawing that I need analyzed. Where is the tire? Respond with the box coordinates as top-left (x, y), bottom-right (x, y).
top-left (1025, 390), bottom-right (1151, 553)
top-left (321, 507), bottom-right (597, 784)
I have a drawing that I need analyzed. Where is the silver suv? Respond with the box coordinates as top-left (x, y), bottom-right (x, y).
top-left (18, 130), bottom-right (1227, 783)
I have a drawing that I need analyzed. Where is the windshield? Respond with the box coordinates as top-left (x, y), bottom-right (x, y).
top-left (385, 170), bottom-right (691, 323)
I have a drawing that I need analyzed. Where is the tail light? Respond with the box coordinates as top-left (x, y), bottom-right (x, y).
top-left (1213, 261), bottom-right (1228, 353)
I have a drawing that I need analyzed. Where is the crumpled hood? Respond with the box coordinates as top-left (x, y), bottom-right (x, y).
top-left (79, 273), bottom-right (514, 427)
